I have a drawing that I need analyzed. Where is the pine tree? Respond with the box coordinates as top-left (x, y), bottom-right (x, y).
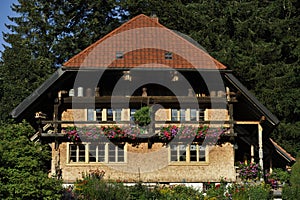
top-left (0, 0), bottom-right (123, 120)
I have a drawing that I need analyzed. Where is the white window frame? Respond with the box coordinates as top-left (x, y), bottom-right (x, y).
top-left (169, 143), bottom-right (207, 163)
top-left (67, 142), bottom-right (127, 164)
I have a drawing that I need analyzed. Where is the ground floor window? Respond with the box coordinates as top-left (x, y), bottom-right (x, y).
top-left (169, 143), bottom-right (207, 163)
top-left (68, 143), bottom-right (126, 163)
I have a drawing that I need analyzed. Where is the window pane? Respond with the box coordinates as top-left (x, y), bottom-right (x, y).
top-left (89, 144), bottom-right (96, 162)
top-left (117, 144), bottom-right (125, 162)
top-left (108, 144), bottom-right (116, 162)
top-left (130, 109), bottom-right (136, 122)
top-left (115, 109), bottom-right (122, 121)
top-left (98, 143), bottom-right (105, 162)
top-left (199, 109), bottom-right (204, 121)
top-left (170, 144), bottom-right (177, 161)
top-left (190, 144), bottom-right (197, 161)
top-left (190, 109), bottom-right (197, 121)
top-left (70, 145), bottom-right (77, 163)
top-left (96, 109), bottom-right (102, 121)
top-left (180, 109), bottom-right (185, 122)
top-left (199, 145), bottom-right (206, 161)
top-left (171, 109), bottom-right (178, 121)
top-left (179, 144), bottom-right (186, 161)
top-left (107, 109), bottom-right (113, 121)
top-left (87, 109), bottom-right (94, 121)
top-left (78, 144), bottom-right (86, 162)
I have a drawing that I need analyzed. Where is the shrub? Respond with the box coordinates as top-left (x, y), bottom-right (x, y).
top-left (282, 154), bottom-right (300, 200)
top-left (134, 106), bottom-right (151, 127)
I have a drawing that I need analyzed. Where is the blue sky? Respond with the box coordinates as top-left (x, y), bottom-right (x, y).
top-left (0, 0), bottom-right (18, 53)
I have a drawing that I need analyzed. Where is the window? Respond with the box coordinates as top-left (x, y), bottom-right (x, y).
top-left (190, 144), bottom-right (206, 162)
top-left (116, 51), bottom-right (123, 59)
top-left (170, 144), bottom-right (187, 162)
top-left (130, 109), bottom-right (136, 122)
top-left (190, 109), bottom-right (197, 121)
top-left (108, 143), bottom-right (125, 162)
top-left (86, 109), bottom-right (122, 122)
top-left (89, 143), bottom-right (105, 162)
top-left (199, 109), bottom-right (204, 121)
top-left (107, 109), bottom-right (113, 121)
top-left (87, 109), bottom-right (94, 121)
top-left (68, 143), bottom-right (125, 163)
top-left (96, 109), bottom-right (102, 121)
top-left (180, 109), bottom-right (185, 121)
top-left (170, 143), bottom-right (206, 163)
top-left (115, 109), bottom-right (122, 121)
top-left (165, 52), bottom-right (173, 60)
top-left (171, 109), bottom-right (178, 121)
top-left (69, 144), bottom-right (86, 163)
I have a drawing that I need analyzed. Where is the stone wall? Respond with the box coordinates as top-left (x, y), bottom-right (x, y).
top-left (58, 142), bottom-right (235, 183)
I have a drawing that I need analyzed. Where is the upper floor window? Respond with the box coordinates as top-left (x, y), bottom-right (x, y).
top-left (171, 109), bottom-right (186, 121)
top-left (180, 109), bottom-right (186, 122)
top-left (87, 109), bottom-right (94, 121)
top-left (190, 109), bottom-right (197, 121)
top-left (87, 109), bottom-right (120, 121)
top-left (115, 109), bottom-right (122, 122)
top-left (96, 109), bottom-right (102, 121)
top-left (130, 109), bottom-right (136, 122)
top-left (171, 109), bottom-right (178, 121)
top-left (107, 109), bottom-right (113, 121)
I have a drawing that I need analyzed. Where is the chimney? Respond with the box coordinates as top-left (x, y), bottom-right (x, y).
top-left (150, 13), bottom-right (159, 23)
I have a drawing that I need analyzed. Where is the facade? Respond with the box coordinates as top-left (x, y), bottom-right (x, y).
top-left (11, 14), bottom-right (294, 184)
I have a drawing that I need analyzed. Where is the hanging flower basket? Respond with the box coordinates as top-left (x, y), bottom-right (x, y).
top-left (158, 125), bottom-right (227, 142)
top-left (63, 125), bottom-right (228, 143)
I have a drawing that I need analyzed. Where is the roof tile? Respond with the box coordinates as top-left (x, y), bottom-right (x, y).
top-left (63, 14), bottom-right (226, 70)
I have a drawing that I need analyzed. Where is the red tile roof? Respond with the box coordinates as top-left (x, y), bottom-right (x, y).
top-left (63, 14), bottom-right (227, 70)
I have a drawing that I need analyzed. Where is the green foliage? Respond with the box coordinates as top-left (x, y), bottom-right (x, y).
top-left (0, 0), bottom-right (124, 120)
top-left (0, 120), bottom-right (62, 199)
top-left (290, 156), bottom-right (300, 187)
top-left (269, 168), bottom-right (291, 183)
top-left (282, 155), bottom-right (300, 199)
top-left (134, 106), bottom-right (151, 127)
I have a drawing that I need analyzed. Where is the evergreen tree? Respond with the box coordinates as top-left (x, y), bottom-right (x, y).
top-left (0, 121), bottom-right (62, 199)
top-left (0, 0), bottom-right (123, 120)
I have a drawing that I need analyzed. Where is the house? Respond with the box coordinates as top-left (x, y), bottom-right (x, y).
top-left (11, 14), bottom-right (295, 184)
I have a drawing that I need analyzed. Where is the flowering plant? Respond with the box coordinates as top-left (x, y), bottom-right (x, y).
top-left (64, 125), bottom-right (144, 141)
top-left (159, 125), bottom-right (226, 141)
top-left (238, 161), bottom-right (261, 181)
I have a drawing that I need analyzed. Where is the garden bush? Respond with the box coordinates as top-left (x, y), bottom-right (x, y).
top-left (282, 154), bottom-right (300, 200)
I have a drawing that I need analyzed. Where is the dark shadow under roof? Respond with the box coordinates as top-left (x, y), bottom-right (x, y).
top-left (224, 73), bottom-right (280, 127)
top-left (10, 68), bottom-right (66, 119)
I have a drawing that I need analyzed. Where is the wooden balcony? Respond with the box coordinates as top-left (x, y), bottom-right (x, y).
top-left (61, 96), bottom-right (237, 109)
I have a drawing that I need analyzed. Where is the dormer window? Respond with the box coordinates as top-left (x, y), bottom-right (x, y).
top-left (116, 51), bottom-right (124, 59)
top-left (165, 52), bottom-right (173, 60)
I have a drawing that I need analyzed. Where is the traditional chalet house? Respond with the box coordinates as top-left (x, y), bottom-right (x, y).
top-left (11, 14), bottom-right (295, 185)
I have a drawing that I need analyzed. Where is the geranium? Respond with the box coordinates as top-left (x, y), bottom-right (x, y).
top-left (159, 125), bottom-right (227, 141)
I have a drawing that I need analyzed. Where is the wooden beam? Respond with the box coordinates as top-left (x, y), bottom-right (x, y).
top-left (235, 121), bottom-right (260, 125)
